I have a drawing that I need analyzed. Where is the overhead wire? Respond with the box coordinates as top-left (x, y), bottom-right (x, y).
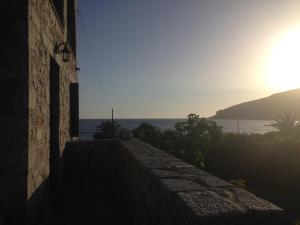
top-left (77, 9), bottom-right (109, 106)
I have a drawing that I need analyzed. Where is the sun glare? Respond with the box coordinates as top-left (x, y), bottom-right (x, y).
top-left (266, 27), bottom-right (300, 91)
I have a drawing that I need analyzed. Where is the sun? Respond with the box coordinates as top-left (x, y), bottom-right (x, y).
top-left (265, 27), bottom-right (300, 91)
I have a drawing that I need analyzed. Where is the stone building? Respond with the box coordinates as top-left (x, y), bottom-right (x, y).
top-left (0, 1), bottom-right (78, 224)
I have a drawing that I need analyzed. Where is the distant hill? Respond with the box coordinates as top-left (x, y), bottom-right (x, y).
top-left (212, 88), bottom-right (300, 120)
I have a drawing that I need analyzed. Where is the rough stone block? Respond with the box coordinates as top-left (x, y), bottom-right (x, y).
top-left (151, 169), bottom-right (182, 179)
top-left (214, 187), bottom-right (284, 213)
top-left (120, 139), bottom-right (285, 225)
top-left (161, 179), bottom-right (204, 192)
top-left (177, 167), bottom-right (211, 177)
top-left (176, 191), bottom-right (245, 224)
top-left (193, 174), bottom-right (233, 188)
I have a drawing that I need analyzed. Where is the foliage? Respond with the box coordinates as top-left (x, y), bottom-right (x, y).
top-left (228, 179), bottom-right (247, 189)
top-left (172, 114), bottom-right (223, 167)
top-left (132, 122), bottom-right (162, 147)
top-left (133, 113), bottom-right (300, 215)
top-left (93, 120), bottom-right (121, 139)
top-left (133, 113), bottom-right (223, 168)
top-left (267, 112), bottom-right (299, 132)
top-left (207, 131), bottom-right (300, 215)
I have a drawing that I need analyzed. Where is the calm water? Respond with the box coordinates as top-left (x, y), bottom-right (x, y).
top-left (79, 119), bottom-right (276, 140)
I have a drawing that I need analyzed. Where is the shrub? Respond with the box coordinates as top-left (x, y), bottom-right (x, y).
top-left (93, 120), bottom-right (120, 139)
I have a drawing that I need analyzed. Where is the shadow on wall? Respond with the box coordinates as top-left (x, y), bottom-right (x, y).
top-left (0, 14), bottom-right (62, 225)
top-left (0, 5), bottom-right (29, 225)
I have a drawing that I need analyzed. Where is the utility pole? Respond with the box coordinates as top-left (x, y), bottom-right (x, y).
top-left (111, 108), bottom-right (114, 124)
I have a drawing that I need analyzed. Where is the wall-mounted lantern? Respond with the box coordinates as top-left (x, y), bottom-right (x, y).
top-left (55, 42), bottom-right (71, 62)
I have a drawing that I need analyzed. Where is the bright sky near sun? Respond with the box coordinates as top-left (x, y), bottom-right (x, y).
top-left (78, 0), bottom-right (300, 119)
top-left (265, 27), bottom-right (300, 91)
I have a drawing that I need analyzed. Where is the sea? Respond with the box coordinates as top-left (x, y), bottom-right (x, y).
top-left (79, 119), bottom-right (276, 140)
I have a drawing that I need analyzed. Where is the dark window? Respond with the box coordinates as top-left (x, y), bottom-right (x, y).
top-left (69, 82), bottom-right (79, 137)
top-left (67, 0), bottom-right (76, 54)
top-left (52, 0), bottom-right (64, 27)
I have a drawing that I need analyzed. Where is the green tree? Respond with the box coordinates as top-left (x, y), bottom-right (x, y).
top-left (93, 120), bottom-right (120, 139)
top-left (132, 123), bottom-right (163, 147)
top-left (268, 112), bottom-right (298, 132)
top-left (174, 114), bottom-right (223, 168)
top-left (132, 114), bottom-right (223, 169)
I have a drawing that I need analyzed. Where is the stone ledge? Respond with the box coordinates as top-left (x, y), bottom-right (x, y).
top-left (120, 138), bottom-right (285, 225)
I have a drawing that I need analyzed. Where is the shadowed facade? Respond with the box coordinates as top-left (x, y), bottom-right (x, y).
top-left (0, 1), bottom-right (78, 224)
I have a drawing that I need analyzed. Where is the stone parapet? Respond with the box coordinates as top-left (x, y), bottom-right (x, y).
top-left (119, 139), bottom-right (285, 225)
top-left (59, 139), bottom-right (285, 225)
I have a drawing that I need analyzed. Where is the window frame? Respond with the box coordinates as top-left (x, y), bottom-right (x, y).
top-left (50, 0), bottom-right (65, 31)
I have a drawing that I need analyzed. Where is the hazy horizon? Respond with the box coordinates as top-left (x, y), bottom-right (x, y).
top-left (78, 0), bottom-right (300, 119)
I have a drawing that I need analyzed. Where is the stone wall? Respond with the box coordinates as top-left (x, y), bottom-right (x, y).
top-left (0, 0), bottom-right (77, 224)
top-left (119, 139), bottom-right (284, 225)
top-left (58, 140), bottom-right (129, 224)
top-left (27, 0), bottom-right (77, 223)
top-left (60, 139), bottom-right (285, 225)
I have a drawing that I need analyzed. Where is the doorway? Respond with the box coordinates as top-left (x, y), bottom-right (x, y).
top-left (49, 58), bottom-right (60, 204)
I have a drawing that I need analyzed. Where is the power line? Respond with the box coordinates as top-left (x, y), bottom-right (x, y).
top-left (77, 10), bottom-right (108, 103)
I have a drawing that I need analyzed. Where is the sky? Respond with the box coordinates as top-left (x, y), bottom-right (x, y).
top-left (77, 0), bottom-right (300, 119)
